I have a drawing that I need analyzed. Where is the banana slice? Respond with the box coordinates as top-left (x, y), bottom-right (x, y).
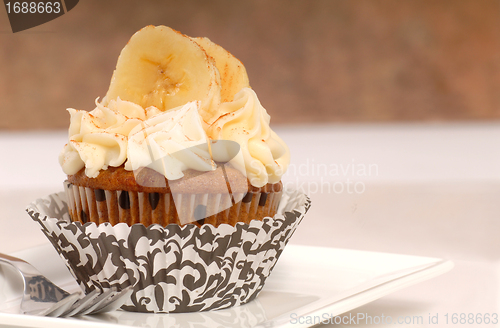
top-left (192, 37), bottom-right (249, 103)
top-left (103, 25), bottom-right (221, 115)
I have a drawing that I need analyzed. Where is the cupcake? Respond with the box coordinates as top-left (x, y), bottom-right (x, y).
top-left (58, 26), bottom-right (289, 227)
top-left (28, 25), bottom-right (310, 313)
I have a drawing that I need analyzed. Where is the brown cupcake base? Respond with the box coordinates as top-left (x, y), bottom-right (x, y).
top-left (65, 182), bottom-right (282, 227)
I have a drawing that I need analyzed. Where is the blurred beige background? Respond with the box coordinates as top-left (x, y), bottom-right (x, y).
top-left (1, 0), bottom-right (499, 130)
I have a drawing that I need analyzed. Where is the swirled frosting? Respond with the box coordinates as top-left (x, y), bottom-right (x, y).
top-left (59, 99), bottom-right (213, 179)
top-left (124, 102), bottom-right (214, 180)
top-left (207, 88), bottom-right (290, 187)
top-left (60, 89), bottom-right (290, 187)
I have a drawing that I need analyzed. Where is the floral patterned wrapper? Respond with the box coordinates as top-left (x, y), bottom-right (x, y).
top-left (26, 189), bottom-right (310, 313)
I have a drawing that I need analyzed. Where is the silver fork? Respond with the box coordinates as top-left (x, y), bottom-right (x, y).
top-left (0, 253), bottom-right (133, 317)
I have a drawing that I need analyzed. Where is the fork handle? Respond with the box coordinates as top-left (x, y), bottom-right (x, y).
top-left (0, 253), bottom-right (28, 263)
top-left (0, 252), bottom-right (71, 300)
top-left (0, 253), bottom-right (41, 278)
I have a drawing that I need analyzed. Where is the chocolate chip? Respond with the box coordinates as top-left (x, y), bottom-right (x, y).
top-left (194, 205), bottom-right (206, 224)
top-left (242, 192), bottom-right (253, 203)
top-left (258, 193), bottom-right (268, 206)
top-left (119, 191), bottom-right (130, 209)
top-left (94, 189), bottom-right (106, 202)
top-left (149, 193), bottom-right (160, 210)
top-left (80, 210), bottom-right (88, 223)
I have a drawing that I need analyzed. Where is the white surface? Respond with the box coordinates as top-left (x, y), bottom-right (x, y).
top-left (0, 243), bottom-right (452, 328)
top-left (278, 123), bottom-right (500, 183)
top-left (0, 123), bottom-right (499, 327)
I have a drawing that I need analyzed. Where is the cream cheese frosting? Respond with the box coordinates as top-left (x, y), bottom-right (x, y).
top-left (124, 102), bottom-right (214, 180)
top-left (60, 89), bottom-right (290, 187)
top-left (59, 98), bottom-right (214, 179)
top-left (207, 88), bottom-right (290, 187)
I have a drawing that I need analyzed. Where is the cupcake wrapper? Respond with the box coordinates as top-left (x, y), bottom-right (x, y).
top-left (26, 189), bottom-right (310, 313)
top-left (64, 182), bottom-right (282, 227)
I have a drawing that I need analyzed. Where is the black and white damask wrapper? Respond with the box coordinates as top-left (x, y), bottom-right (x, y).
top-left (26, 189), bottom-right (310, 313)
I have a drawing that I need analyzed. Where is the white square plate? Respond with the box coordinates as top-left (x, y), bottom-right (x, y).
top-left (0, 243), bottom-right (453, 328)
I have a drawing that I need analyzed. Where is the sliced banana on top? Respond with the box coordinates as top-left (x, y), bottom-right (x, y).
top-left (192, 37), bottom-right (250, 123)
top-left (103, 25), bottom-right (221, 116)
